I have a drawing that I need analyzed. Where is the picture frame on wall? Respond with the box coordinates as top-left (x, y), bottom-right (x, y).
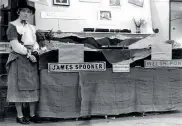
top-left (98, 11), bottom-right (112, 20)
top-left (109, 0), bottom-right (121, 6)
top-left (53, 0), bottom-right (70, 6)
top-left (128, 0), bottom-right (144, 7)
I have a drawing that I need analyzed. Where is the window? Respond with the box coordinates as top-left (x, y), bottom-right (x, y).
top-left (170, 0), bottom-right (182, 42)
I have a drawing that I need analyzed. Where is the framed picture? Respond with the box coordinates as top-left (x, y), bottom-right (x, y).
top-left (109, 0), bottom-right (121, 6)
top-left (53, 0), bottom-right (70, 6)
top-left (128, 0), bottom-right (144, 7)
top-left (99, 11), bottom-right (112, 20)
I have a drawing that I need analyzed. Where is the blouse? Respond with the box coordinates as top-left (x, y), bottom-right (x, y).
top-left (6, 19), bottom-right (39, 55)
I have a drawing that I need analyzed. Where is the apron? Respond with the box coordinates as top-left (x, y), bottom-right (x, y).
top-left (6, 52), bottom-right (39, 91)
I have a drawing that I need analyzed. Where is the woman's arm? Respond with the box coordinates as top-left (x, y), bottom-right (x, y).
top-left (6, 23), bottom-right (28, 55)
top-left (33, 41), bottom-right (39, 51)
top-left (10, 39), bottom-right (28, 55)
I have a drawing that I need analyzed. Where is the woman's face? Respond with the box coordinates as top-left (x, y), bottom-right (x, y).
top-left (18, 8), bottom-right (32, 21)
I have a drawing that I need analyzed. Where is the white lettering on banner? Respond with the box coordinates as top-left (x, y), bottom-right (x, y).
top-left (48, 62), bottom-right (106, 72)
top-left (112, 63), bottom-right (130, 72)
top-left (144, 60), bottom-right (182, 68)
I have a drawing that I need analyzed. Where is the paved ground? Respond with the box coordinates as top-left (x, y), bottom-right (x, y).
top-left (1, 111), bottom-right (182, 126)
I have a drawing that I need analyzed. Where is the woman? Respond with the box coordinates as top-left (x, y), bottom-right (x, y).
top-left (6, 1), bottom-right (41, 124)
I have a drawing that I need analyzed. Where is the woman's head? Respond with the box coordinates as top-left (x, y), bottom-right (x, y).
top-left (17, 8), bottom-right (34, 21)
top-left (16, 0), bottom-right (36, 21)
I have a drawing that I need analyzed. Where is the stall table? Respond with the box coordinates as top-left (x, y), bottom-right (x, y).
top-left (38, 49), bottom-right (182, 118)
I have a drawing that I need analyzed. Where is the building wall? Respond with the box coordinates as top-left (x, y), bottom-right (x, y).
top-left (127, 0), bottom-right (170, 49)
top-left (151, 0), bottom-right (169, 40)
top-left (34, 0), bottom-right (153, 34)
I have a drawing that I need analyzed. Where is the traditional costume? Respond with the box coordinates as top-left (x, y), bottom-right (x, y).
top-left (6, 18), bottom-right (39, 103)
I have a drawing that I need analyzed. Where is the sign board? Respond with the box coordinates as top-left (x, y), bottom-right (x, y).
top-left (112, 63), bottom-right (130, 72)
top-left (41, 12), bottom-right (63, 19)
top-left (144, 60), bottom-right (182, 68)
top-left (48, 62), bottom-right (106, 72)
top-left (41, 12), bottom-right (82, 19)
top-left (29, 0), bottom-right (49, 6)
top-left (79, 0), bottom-right (100, 3)
top-left (0, 42), bottom-right (10, 53)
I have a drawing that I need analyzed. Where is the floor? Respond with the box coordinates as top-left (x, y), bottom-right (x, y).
top-left (1, 111), bottom-right (182, 126)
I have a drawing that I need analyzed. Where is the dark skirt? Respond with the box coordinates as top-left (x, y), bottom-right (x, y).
top-left (6, 52), bottom-right (39, 102)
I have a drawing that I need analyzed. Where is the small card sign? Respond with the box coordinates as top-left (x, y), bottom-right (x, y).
top-left (48, 62), bottom-right (106, 72)
top-left (112, 63), bottom-right (130, 72)
top-left (144, 60), bottom-right (182, 68)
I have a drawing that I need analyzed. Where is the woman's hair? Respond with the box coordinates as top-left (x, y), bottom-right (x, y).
top-left (17, 8), bottom-right (33, 15)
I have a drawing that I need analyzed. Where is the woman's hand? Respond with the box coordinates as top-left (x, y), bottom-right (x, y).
top-left (29, 55), bottom-right (37, 63)
top-left (38, 46), bottom-right (48, 55)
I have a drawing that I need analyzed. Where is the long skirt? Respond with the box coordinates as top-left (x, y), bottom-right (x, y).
top-left (6, 53), bottom-right (39, 102)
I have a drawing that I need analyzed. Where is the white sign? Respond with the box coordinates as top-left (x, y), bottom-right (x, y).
top-left (0, 42), bottom-right (10, 53)
top-left (41, 12), bottom-right (62, 19)
top-left (79, 0), bottom-right (100, 3)
top-left (144, 60), bottom-right (182, 68)
top-left (112, 63), bottom-right (130, 72)
top-left (41, 12), bottom-right (82, 19)
top-left (29, 0), bottom-right (49, 6)
top-left (48, 62), bottom-right (106, 72)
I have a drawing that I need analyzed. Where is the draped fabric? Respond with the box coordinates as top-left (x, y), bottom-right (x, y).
top-left (51, 36), bottom-right (141, 49)
top-left (38, 68), bottom-right (182, 118)
top-left (37, 35), bottom-right (182, 118)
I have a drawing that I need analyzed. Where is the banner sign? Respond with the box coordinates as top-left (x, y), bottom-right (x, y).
top-left (144, 60), bottom-right (182, 68)
top-left (48, 62), bottom-right (106, 72)
top-left (0, 42), bottom-right (10, 53)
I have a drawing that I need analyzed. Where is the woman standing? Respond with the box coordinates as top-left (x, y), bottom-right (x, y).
top-left (6, 1), bottom-right (41, 124)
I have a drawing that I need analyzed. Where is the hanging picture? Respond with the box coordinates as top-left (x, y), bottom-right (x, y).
top-left (109, 0), bottom-right (120, 6)
top-left (53, 0), bottom-right (70, 6)
top-left (128, 0), bottom-right (144, 7)
top-left (98, 11), bottom-right (112, 20)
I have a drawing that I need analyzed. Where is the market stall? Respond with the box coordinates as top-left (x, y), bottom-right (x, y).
top-left (37, 33), bottom-right (182, 118)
